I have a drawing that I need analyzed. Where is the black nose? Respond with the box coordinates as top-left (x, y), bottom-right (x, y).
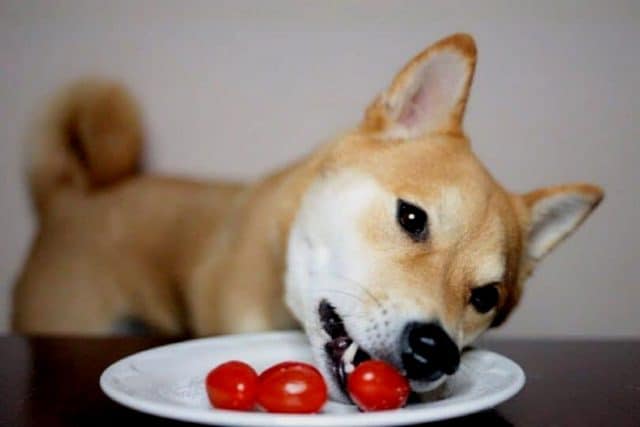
top-left (401, 322), bottom-right (460, 382)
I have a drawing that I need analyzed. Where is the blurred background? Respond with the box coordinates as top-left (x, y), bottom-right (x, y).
top-left (0, 0), bottom-right (638, 337)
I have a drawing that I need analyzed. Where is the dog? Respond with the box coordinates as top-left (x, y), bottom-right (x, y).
top-left (13, 33), bottom-right (603, 400)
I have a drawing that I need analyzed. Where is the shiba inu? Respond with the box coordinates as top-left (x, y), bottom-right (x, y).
top-left (13, 34), bottom-right (603, 400)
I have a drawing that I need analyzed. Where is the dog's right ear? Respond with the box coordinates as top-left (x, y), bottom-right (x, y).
top-left (361, 33), bottom-right (477, 140)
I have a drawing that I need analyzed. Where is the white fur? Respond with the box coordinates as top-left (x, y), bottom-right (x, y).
top-left (528, 193), bottom-right (596, 260)
top-left (474, 254), bottom-right (505, 286)
top-left (432, 185), bottom-right (465, 244)
top-left (286, 170), bottom-right (382, 400)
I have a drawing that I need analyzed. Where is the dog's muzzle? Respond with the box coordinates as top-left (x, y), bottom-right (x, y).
top-left (319, 300), bottom-right (460, 398)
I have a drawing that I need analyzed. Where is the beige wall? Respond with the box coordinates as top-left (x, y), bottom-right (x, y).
top-left (1, 0), bottom-right (638, 337)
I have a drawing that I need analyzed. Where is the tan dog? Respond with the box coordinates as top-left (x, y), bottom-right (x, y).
top-left (13, 34), bottom-right (602, 399)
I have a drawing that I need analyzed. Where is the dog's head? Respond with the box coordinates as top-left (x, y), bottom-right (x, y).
top-left (284, 34), bottom-right (603, 400)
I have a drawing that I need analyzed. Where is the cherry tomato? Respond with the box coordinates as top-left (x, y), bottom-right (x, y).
top-left (347, 360), bottom-right (410, 411)
top-left (205, 361), bottom-right (259, 410)
top-left (258, 361), bottom-right (300, 382)
top-left (257, 361), bottom-right (328, 413)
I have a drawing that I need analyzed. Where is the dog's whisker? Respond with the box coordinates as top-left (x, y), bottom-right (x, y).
top-left (313, 293), bottom-right (373, 321)
top-left (314, 287), bottom-right (367, 305)
top-left (311, 287), bottom-right (372, 323)
top-left (336, 313), bottom-right (370, 321)
top-left (308, 270), bottom-right (384, 309)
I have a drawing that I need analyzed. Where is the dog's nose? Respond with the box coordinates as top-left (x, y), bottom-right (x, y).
top-left (401, 322), bottom-right (460, 382)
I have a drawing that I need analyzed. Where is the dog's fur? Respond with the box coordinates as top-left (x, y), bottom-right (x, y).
top-left (13, 34), bottom-right (602, 397)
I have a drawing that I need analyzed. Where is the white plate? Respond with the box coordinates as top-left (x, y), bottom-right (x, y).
top-left (100, 331), bottom-right (524, 426)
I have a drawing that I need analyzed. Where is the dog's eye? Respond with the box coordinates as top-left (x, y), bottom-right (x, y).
top-left (397, 199), bottom-right (428, 242)
top-left (470, 283), bottom-right (500, 314)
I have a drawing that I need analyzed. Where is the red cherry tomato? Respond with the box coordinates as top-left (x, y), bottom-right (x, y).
top-left (347, 360), bottom-right (410, 411)
top-left (205, 361), bottom-right (259, 410)
top-left (258, 361), bottom-right (300, 382)
top-left (257, 361), bottom-right (328, 413)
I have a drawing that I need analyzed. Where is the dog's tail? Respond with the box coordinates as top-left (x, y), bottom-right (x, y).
top-left (27, 79), bottom-right (144, 215)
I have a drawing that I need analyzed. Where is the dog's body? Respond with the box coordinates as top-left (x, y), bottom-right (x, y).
top-left (13, 34), bottom-right (602, 400)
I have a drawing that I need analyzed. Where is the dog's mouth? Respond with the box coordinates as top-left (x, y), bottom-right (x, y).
top-left (318, 299), bottom-right (371, 395)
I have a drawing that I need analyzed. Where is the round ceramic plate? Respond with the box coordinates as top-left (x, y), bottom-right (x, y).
top-left (100, 331), bottom-right (524, 426)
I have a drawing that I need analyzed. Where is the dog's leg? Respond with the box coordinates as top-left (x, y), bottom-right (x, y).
top-left (12, 249), bottom-right (130, 335)
top-left (12, 232), bottom-right (185, 336)
top-left (186, 233), bottom-right (297, 336)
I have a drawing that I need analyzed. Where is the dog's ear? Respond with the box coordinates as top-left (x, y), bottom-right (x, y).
top-left (522, 184), bottom-right (603, 262)
top-left (362, 33), bottom-right (477, 139)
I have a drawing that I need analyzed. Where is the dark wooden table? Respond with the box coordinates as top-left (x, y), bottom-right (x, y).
top-left (1, 336), bottom-right (639, 426)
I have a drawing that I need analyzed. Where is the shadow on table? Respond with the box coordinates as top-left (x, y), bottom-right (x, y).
top-left (418, 408), bottom-right (514, 426)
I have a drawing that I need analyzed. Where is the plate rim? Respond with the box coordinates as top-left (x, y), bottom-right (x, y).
top-left (100, 330), bottom-right (525, 426)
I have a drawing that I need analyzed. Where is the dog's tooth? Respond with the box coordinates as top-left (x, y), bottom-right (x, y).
top-left (341, 341), bottom-right (359, 374)
top-left (342, 342), bottom-right (358, 363)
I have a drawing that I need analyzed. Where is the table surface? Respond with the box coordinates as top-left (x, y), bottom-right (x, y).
top-left (1, 336), bottom-right (639, 427)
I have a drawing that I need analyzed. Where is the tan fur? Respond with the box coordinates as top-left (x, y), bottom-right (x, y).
top-left (12, 34), bottom-right (603, 337)
top-left (28, 80), bottom-right (144, 215)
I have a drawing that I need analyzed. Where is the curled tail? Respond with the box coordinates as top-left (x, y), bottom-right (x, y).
top-left (28, 79), bottom-right (144, 214)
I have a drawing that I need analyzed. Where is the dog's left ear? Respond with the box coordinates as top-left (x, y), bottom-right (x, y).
top-left (362, 33), bottom-right (477, 139)
top-left (522, 184), bottom-right (604, 262)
